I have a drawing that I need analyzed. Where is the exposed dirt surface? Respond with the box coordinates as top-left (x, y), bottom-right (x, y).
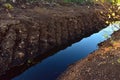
top-left (0, 2), bottom-right (117, 79)
top-left (58, 29), bottom-right (120, 80)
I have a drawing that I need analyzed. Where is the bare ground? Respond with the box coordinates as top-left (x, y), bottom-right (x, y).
top-left (0, 2), bottom-right (119, 80)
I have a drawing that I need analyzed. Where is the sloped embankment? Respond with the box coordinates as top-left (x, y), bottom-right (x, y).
top-left (0, 4), bottom-right (108, 76)
top-left (58, 29), bottom-right (120, 80)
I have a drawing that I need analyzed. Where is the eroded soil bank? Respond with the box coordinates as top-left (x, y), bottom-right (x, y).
top-left (0, 3), bottom-right (112, 78)
top-left (58, 29), bottom-right (120, 80)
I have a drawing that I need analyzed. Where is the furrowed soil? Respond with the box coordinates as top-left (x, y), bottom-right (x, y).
top-left (0, 2), bottom-right (117, 80)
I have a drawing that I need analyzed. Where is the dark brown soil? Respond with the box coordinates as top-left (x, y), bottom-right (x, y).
top-left (58, 29), bottom-right (120, 80)
top-left (0, 2), bottom-right (119, 80)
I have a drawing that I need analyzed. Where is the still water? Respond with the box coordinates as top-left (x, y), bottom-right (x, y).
top-left (13, 22), bottom-right (120, 80)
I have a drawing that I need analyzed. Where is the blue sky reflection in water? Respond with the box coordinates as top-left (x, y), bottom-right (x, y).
top-left (13, 22), bottom-right (120, 80)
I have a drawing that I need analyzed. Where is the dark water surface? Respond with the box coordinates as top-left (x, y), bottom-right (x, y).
top-left (13, 22), bottom-right (120, 80)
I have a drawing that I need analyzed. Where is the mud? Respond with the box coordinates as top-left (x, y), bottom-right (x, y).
top-left (0, 3), bottom-right (116, 79)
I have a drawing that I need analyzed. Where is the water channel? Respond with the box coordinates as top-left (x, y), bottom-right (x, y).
top-left (13, 22), bottom-right (120, 80)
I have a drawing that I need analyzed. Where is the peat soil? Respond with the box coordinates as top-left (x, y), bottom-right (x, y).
top-left (58, 29), bottom-right (120, 80)
top-left (0, 2), bottom-right (118, 80)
